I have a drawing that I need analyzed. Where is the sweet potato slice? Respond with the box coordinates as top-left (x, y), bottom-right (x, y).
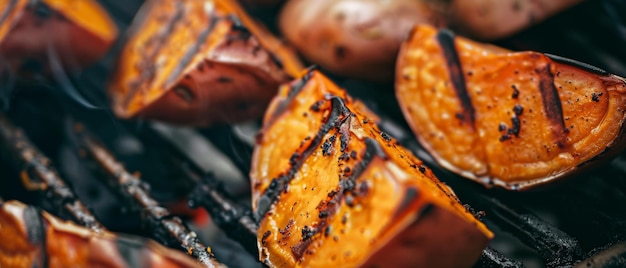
top-left (0, 0), bottom-right (117, 74)
top-left (0, 200), bottom-right (211, 268)
top-left (109, 0), bottom-right (304, 127)
top-left (396, 24), bottom-right (626, 190)
top-left (251, 69), bottom-right (493, 267)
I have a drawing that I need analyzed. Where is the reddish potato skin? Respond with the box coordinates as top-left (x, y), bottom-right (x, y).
top-left (450, 0), bottom-right (585, 41)
top-left (0, 0), bottom-right (117, 74)
top-left (278, 0), bottom-right (447, 82)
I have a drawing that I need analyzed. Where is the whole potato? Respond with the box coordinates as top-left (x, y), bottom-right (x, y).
top-left (450, 0), bottom-right (585, 41)
top-left (279, 0), bottom-right (447, 82)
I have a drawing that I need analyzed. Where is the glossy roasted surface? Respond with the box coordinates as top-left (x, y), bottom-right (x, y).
top-left (251, 69), bottom-right (492, 267)
top-left (396, 24), bottom-right (626, 190)
top-left (109, 0), bottom-right (303, 127)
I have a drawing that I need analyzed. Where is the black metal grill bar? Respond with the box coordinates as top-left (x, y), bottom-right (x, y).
top-left (70, 122), bottom-right (224, 268)
top-left (0, 114), bottom-right (105, 233)
top-left (476, 247), bottom-right (524, 268)
top-left (131, 122), bottom-right (260, 258)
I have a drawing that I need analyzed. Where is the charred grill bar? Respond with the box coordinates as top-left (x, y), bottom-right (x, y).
top-left (70, 123), bottom-right (224, 268)
top-left (0, 114), bottom-right (104, 233)
top-left (131, 123), bottom-right (260, 257)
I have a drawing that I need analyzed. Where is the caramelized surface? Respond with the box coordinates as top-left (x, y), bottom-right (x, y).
top-left (251, 69), bottom-right (492, 267)
top-left (396, 24), bottom-right (626, 190)
top-left (0, 0), bottom-right (117, 72)
top-left (0, 200), bottom-right (207, 268)
top-left (109, 0), bottom-right (304, 126)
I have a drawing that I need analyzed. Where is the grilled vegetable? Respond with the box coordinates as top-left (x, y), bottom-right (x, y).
top-left (396, 24), bottom-right (626, 190)
top-left (0, 199), bottom-right (211, 268)
top-left (0, 0), bottom-right (118, 74)
top-left (109, 0), bottom-right (304, 126)
top-left (278, 0), bottom-right (448, 82)
top-left (250, 68), bottom-right (493, 267)
top-left (450, 0), bottom-right (585, 40)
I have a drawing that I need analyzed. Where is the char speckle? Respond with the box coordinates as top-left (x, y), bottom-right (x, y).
top-left (499, 134), bottom-right (512, 142)
top-left (345, 195), bottom-right (355, 207)
top-left (508, 116), bottom-right (521, 137)
top-left (324, 226), bottom-right (332, 237)
top-left (592, 92), bottom-right (603, 102)
top-left (350, 150), bottom-right (357, 159)
top-left (310, 100), bottom-right (325, 112)
top-left (380, 131), bottom-right (391, 142)
top-left (319, 211), bottom-right (329, 218)
top-left (418, 165), bottom-right (426, 173)
top-left (498, 122), bottom-right (507, 132)
top-left (301, 226), bottom-right (316, 241)
top-left (279, 219), bottom-right (295, 239)
top-left (513, 104), bottom-right (524, 116)
top-left (321, 135), bottom-right (337, 156)
top-left (511, 85), bottom-right (520, 99)
top-left (262, 230), bottom-right (271, 245)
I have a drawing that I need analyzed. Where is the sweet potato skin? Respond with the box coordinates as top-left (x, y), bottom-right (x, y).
top-left (0, 200), bottom-right (207, 268)
top-left (0, 0), bottom-right (117, 74)
top-left (278, 0), bottom-right (447, 82)
top-left (109, 0), bottom-right (304, 127)
top-left (396, 24), bottom-right (626, 190)
top-left (251, 69), bottom-right (492, 267)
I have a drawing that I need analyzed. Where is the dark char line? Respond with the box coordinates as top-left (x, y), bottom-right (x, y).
top-left (536, 63), bottom-right (568, 141)
top-left (254, 96), bottom-right (351, 222)
top-left (436, 29), bottom-right (476, 126)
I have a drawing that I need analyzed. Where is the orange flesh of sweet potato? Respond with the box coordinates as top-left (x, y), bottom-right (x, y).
top-left (109, 0), bottom-right (304, 127)
top-left (0, 0), bottom-right (117, 72)
top-left (396, 24), bottom-right (626, 190)
top-left (0, 200), bottom-right (207, 268)
top-left (251, 69), bottom-right (493, 267)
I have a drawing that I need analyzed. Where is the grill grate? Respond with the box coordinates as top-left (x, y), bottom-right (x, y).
top-left (1, 0), bottom-right (625, 267)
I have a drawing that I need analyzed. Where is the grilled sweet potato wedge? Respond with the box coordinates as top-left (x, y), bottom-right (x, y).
top-left (250, 69), bottom-right (493, 267)
top-left (396, 24), bottom-right (626, 190)
top-left (109, 0), bottom-right (304, 127)
top-left (0, 199), bottom-right (212, 268)
top-left (0, 0), bottom-right (117, 74)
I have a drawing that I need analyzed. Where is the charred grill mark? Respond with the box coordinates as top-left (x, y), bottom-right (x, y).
top-left (164, 15), bottom-right (219, 88)
top-left (122, 3), bottom-right (186, 108)
top-left (24, 205), bottom-right (47, 267)
top-left (269, 67), bottom-right (317, 123)
top-left (544, 53), bottom-right (609, 76)
top-left (436, 29), bottom-right (476, 127)
top-left (255, 97), bottom-right (351, 221)
top-left (537, 63), bottom-right (568, 141)
top-left (291, 138), bottom-right (387, 260)
top-left (0, 0), bottom-right (18, 27)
